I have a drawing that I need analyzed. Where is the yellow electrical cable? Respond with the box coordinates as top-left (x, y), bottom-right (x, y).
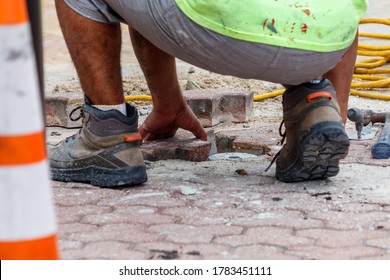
top-left (359, 44), bottom-right (390, 50)
top-left (354, 68), bottom-right (390, 74)
top-left (351, 18), bottom-right (390, 100)
top-left (125, 18), bottom-right (389, 103)
top-left (353, 74), bottom-right (387, 81)
top-left (125, 95), bottom-right (152, 102)
top-left (352, 78), bottom-right (390, 88)
top-left (360, 18), bottom-right (390, 25)
top-left (253, 89), bottom-right (284, 101)
top-left (355, 57), bottom-right (388, 69)
top-left (350, 89), bottom-right (390, 101)
top-left (359, 33), bottom-right (390, 40)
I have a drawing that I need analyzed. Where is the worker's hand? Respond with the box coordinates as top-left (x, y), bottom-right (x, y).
top-left (138, 104), bottom-right (207, 142)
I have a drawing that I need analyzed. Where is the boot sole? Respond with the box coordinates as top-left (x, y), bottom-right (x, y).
top-left (276, 121), bottom-right (349, 182)
top-left (51, 165), bottom-right (147, 188)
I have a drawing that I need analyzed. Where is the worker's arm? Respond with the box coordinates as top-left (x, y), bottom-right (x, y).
top-left (129, 27), bottom-right (207, 141)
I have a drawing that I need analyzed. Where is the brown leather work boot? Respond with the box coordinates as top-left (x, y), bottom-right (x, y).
top-left (47, 101), bottom-right (147, 188)
top-left (275, 79), bottom-right (350, 182)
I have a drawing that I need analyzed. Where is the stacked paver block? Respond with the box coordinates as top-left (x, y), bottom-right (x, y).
top-left (45, 88), bottom-right (253, 128)
top-left (46, 92), bottom-right (84, 128)
top-left (183, 88), bottom-right (253, 127)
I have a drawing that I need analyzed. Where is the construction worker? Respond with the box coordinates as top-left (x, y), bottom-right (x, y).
top-left (49, 0), bottom-right (368, 187)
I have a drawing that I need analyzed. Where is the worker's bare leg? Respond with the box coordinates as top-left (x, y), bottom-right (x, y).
top-left (325, 34), bottom-right (359, 123)
top-left (55, 0), bottom-right (124, 105)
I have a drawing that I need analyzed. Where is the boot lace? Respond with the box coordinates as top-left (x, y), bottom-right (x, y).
top-left (264, 120), bottom-right (286, 172)
top-left (69, 105), bottom-right (84, 121)
top-left (65, 105), bottom-right (84, 143)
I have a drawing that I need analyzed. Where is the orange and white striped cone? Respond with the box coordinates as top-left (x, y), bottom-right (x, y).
top-left (0, 0), bottom-right (59, 259)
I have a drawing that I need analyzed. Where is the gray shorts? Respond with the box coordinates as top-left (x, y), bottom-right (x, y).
top-left (65, 0), bottom-right (349, 85)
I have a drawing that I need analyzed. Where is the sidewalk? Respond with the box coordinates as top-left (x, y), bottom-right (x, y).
top-left (44, 1), bottom-right (390, 260)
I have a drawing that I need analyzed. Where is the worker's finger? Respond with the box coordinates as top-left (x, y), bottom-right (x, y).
top-left (191, 125), bottom-right (207, 141)
top-left (184, 115), bottom-right (207, 141)
top-left (142, 132), bottom-right (155, 142)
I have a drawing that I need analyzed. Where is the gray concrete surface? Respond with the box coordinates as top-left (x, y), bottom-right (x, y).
top-left (43, 0), bottom-right (390, 259)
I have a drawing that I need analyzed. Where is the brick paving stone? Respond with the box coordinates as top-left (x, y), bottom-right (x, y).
top-left (67, 224), bottom-right (161, 243)
top-left (148, 224), bottom-right (243, 244)
top-left (80, 211), bottom-right (177, 225)
top-left (372, 220), bottom-right (390, 230)
top-left (53, 187), bottom-right (103, 207)
top-left (242, 192), bottom-right (336, 213)
top-left (58, 223), bottom-right (99, 238)
top-left (134, 242), bottom-right (185, 257)
top-left (58, 240), bottom-right (84, 251)
top-left (60, 241), bottom-right (148, 260)
top-left (285, 245), bottom-right (383, 260)
top-left (45, 92), bottom-right (84, 128)
top-left (134, 242), bottom-right (209, 260)
top-left (191, 193), bottom-right (263, 211)
top-left (56, 205), bottom-right (113, 224)
top-left (214, 227), bottom-right (312, 247)
top-left (97, 188), bottom-right (187, 208)
top-left (161, 206), bottom-right (255, 226)
top-left (55, 210), bottom-right (83, 224)
top-left (364, 253), bottom-right (390, 260)
top-left (296, 229), bottom-right (388, 248)
top-left (181, 244), bottom-right (232, 259)
top-left (134, 242), bottom-right (224, 259)
top-left (183, 88), bottom-right (253, 127)
top-left (52, 181), bottom-right (122, 200)
top-left (344, 187), bottom-right (390, 206)
top-left (334, 202), bottom-right (389, 213)
top-left (229, 210), bottom-right (324, 229)
top-left (141, 130), bottom-right (211, 162)
top-left (307, 211), bottom-right (390, 230)
top-left (366, 237), bottom-right (390, 249)
top-left (229, 245), bottom-right (299, 260)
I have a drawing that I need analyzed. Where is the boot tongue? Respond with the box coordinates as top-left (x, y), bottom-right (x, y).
top-left (84, 96), bottom-right (93, 106)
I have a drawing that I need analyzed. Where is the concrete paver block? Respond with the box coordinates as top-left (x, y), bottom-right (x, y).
top-left (215, 126), bottom-right (280, 155)
top-left (232, 245), bottom-right (299, 260)
top-left (183, 88), bottom-right (253, 127)
top-left (296, 228), bottom-right (388, 248)
top-left (45, 89), bottom-right (253, 128)
top-left (148, 224), bottom-right (243, 244)
top-left (60, 242), bottom-right (149, 260)
top-left (214, 226), bottom-right (312, 247)
top-left (286, 246), bottom-right (383, 260)
top-left (141, 130), bottom-right (211, 162)
top-left (45, 92), bottom-right (84, 128)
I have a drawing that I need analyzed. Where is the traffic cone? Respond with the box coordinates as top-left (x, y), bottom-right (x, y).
top-left (0, 0), bottom-right (59, 259)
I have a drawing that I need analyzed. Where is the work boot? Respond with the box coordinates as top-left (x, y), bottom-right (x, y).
top-left (47, 100), bottom-right (147, 188)
top-left (275, 79), bottom-right (350, 182)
